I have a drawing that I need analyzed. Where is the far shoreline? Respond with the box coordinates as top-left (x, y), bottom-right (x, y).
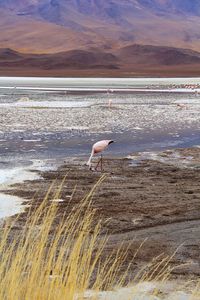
top-left (0, 67), bottom-right (200, 78)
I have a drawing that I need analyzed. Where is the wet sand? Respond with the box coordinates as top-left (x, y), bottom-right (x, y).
top-left (4, 147), bottom-right (200, 281)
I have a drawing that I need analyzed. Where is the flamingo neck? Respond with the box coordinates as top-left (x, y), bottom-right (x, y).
top-left (87, 149), bottom-right (94, 168)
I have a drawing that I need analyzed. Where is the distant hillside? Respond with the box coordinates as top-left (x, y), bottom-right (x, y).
top-left (0, 0), bottom-right (200, 54)
top-left (118, 45), bottom-right (200, 66)
top-left (0, 48), bottom-right (119, 70)
top-left (1, 45), bottom-right (200, 77)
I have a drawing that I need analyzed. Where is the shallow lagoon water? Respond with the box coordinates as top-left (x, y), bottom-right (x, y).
top-left (0, 159), bottom-right (61, 218)
top-left (1, 77), bottom-right (200, 162)
top-left (0, 77), bottom-right (200, 90)
top-left (0, 193), bottom-right (25, 219)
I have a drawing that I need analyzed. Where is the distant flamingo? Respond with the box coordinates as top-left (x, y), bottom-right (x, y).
top-left (87, 140), bottom-right (114, 171)
top-left (107, 89), bottom-right (114, 94)
top-left (108, 99), bottom-right (113, 109)
top-left (176, 103), bottom-right (187, 110)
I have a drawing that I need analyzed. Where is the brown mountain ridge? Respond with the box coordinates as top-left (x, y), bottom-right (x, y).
top-left (1, 45), bottom-right (200, 77)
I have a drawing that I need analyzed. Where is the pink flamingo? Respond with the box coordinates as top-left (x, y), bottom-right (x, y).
top-left (108, 99), bottom-right (113, 109)
top-left (176, 103), bottom-right (187, 110)
top-left (87, 140), bottom-right (114, 171)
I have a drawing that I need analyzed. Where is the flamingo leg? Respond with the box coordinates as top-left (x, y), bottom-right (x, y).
top-left (95, 155), bottom-right (103, 172)
top-left (95, 158), bottom-right (101, 171)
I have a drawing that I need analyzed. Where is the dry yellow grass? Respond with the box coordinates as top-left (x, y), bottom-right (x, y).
top-left (0, 176), bottom-right (199, 299)
top-left (0, 176), bottom-right (128, 299)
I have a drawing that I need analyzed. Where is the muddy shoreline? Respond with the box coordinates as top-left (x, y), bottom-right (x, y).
top-left (3, 147), bottom-right (200, 281)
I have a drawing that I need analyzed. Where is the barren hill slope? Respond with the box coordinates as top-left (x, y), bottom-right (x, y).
top-left (0, 0), bottom-right (200, 53)
top-left (1, 44), bottom-right (200, 77)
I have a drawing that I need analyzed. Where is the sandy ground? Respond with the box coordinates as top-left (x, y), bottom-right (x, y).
top-left (3, 147), bottom-right (200, 284)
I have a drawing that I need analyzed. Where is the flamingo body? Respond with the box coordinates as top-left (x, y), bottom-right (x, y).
top-left (87, 140), bottom-right (114, 170)
top-left (176, 103), bottom-right (187, 109)
top-left (93, 140), bottom-right (113, 153)
top-left (108, 99), bottom-right (112, 108)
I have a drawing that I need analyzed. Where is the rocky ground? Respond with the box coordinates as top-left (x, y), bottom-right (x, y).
top-left (3, 147), bottom-right (200, 283)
